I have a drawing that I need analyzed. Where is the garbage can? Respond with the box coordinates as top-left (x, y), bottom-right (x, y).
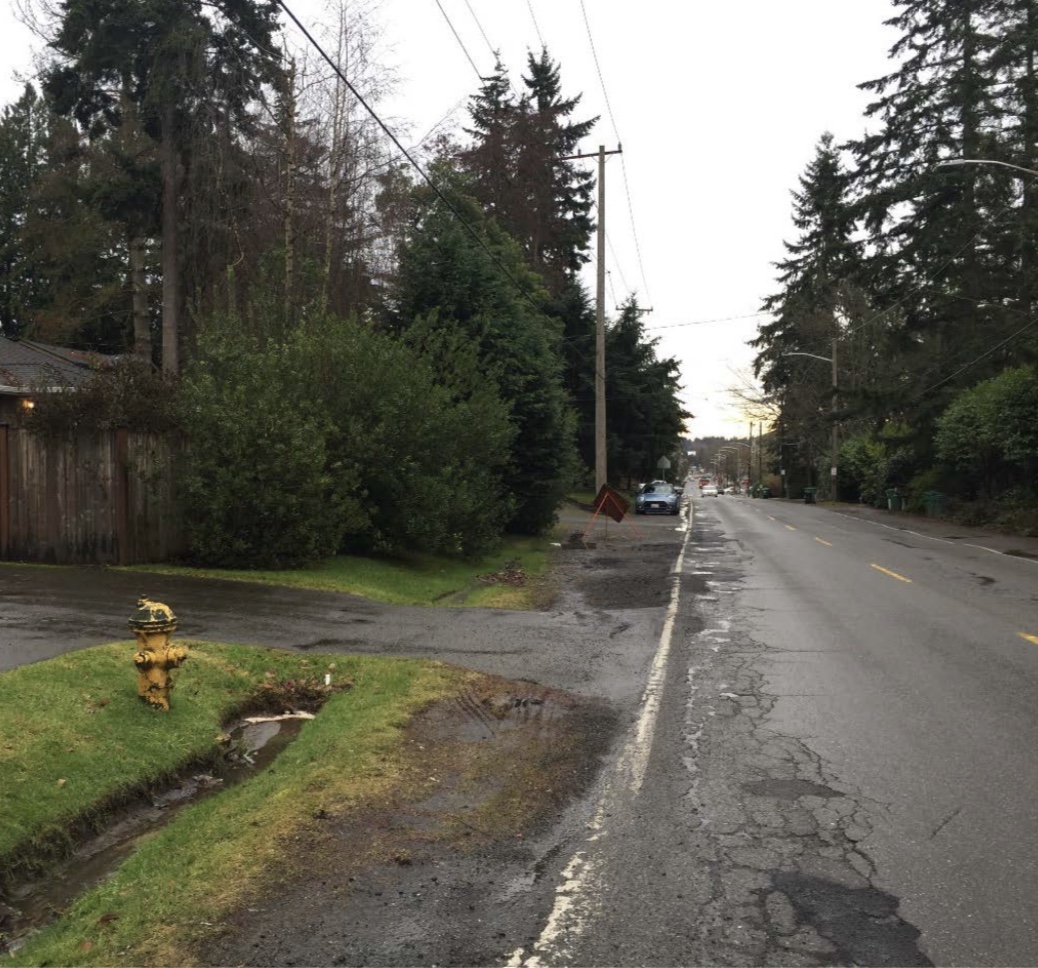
top-left (886, 488), bottom-right (903, 512)
top-left (803, 487), bottom-right (818, 505)
top-left (922, 490), bottom-right (947, 518)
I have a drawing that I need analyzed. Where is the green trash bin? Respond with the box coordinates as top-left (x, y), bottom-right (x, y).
top-left (886, 488), bottom-right (903, 512)
top-left (803, 487), bottom-right (818, 504)
top-left (922, 490), bottom-right (947, 518)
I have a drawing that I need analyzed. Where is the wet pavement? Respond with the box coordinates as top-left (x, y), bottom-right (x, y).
top-left (6, 498), bottom-right (1038, 965)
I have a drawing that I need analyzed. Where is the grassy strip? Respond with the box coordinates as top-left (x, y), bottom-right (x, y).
top-left (2, 643), bottom-right (468, 966)
top-left (120, 535), bottom-right (553, 608)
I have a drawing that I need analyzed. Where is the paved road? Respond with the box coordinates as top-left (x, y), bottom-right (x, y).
top-left (504, 496), bottom-right (1038, 967)
top-left (6, 498), bottom-right (1038, 965)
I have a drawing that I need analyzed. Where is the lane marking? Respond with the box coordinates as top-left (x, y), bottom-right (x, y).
top-left (509, 499), bottom-right (694, 967)
top-left (870, 563), bottom-right (913, 583)
top-left (785, 525), bottom-right (797, 531)
top-left (767, 515), bottom-right (776, 521)
top-left (1018, 632), bottom-right (1038, 646)
top-left (815, 537), bottom-right (833, 547)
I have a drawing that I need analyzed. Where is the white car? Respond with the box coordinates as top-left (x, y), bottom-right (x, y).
top-left (701, 484), bottom-right (719, 497)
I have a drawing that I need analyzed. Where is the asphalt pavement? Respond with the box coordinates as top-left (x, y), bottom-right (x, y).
top-left (6, 497), bottom-right (1038, 965)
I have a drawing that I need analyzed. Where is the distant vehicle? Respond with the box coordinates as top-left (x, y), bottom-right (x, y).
top-left (698, 477), bottom-right (711, 487)
top-left (701, 484), bottom-right (719, 497)
top-left (724, 485), bottom-right (739, 495)
top-left (635, 482), bottom-right (681, 515)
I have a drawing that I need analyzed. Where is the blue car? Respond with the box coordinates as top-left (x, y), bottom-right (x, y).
top-left (635, 482), bottom-right (681, 515)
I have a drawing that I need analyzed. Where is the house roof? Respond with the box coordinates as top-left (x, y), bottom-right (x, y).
top-left (0, 337), bottom-right (118, 395)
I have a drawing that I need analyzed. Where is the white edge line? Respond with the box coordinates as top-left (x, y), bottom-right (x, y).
top-left (837, 511), bottom-right (1038, 563)
top-left (509, 504), bottom-right (694, 966)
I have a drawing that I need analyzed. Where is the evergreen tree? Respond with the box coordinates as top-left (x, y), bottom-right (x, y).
top-left (848, 0), bottom-right (1009, 417)
top-left (986, 0), bottom-right (1038, 339)
top-left (460, 58), bottom-right (518, 230)
top-left (0, 85), bottom-right (51, 337)
top-left (43, 0), bottom-right (283, 370)
top-left (514, 49), bottom-right (597, 296)
top-left (460, 50), bottom-right (596, 299)
top-left (605, 298), bottom-right (689, 484)
top-left (392, 166), bottom-right (576, 534)
top-left (754, 133), bottom-right (860, 394)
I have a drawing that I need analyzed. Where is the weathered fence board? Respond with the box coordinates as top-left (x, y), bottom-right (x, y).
top-left (0, 427), bottom-right (183, 565)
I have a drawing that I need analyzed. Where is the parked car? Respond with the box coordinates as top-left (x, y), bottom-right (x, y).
top-left (635, 482), bottom-right (681, 515)
top-left (700, 484), bottom-right (719, 497)
top-left (724, 485), bottom-right (739, 495)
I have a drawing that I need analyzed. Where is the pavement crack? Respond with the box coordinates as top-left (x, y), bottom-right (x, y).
top-left (930, 805), bottom-right (963, 839)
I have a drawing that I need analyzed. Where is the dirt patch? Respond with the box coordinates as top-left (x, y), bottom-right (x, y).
top-left (194, 674), bottom-right (617, 967)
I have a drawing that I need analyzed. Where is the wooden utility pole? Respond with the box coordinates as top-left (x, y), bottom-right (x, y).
top-left (560, 144), bottom-right (622, 493)
top-left (830, 337), bottom-right (839, 499)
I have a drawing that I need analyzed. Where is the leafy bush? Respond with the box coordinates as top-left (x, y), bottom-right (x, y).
top-left (936, 366), bottom-right (1038, 496)
top-left (178, 327), bottom-right (362, 568)
top-left (178, 307), bottom-right (515, 567)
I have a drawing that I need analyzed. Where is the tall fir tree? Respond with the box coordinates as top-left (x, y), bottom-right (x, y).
top-left (754, 132), bottom-right (860, 394)
top-left (514, 49), bottom-right (597, 296)
top-left (0, 85), bottom-right (51, 337)
top-left (848, 0), bottom-right (1009, 418)
top-left (392, 165), bottom-right (576, 534)
top-left (43, 0), bottom-right (282, 368)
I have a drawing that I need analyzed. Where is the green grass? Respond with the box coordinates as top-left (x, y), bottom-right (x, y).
top-left (1, 643), bottom-right (468, 966)
top-left (121, 535), bottom-right (553, 608)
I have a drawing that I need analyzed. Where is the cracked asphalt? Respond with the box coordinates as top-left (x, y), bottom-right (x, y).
top-left (6, 495), bottom-right (1038, 964)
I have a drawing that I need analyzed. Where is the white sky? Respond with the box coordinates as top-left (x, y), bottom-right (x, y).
top-left (0, 0), bottom-right (897, 437)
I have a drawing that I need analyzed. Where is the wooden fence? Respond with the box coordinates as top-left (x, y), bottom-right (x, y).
top-left (0, 427), bottom-right (184, 565)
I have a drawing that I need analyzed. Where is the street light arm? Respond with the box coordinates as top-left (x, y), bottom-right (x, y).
top-left (782, 351), bottom-right (833, 363)
top-left (936, 158), bottom-right (1038, 178)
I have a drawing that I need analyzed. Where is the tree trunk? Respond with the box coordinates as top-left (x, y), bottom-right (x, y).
top-left (160, 110), bottom-right (179, 376)
top-left (130, 236), bottom-right (150, 360)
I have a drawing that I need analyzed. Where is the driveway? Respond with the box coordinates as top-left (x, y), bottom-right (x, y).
top-left (0, 504), bottom-right (686, 709)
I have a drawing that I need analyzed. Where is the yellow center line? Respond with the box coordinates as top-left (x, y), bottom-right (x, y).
top-left (785, 525), bottom-right (797, 531)
top-left (815, 537), bottom-right (832, 547)
top-left (1018, 632), bottom-right (1038, 646)
top-left (870, 563), bottom-right (913, 583)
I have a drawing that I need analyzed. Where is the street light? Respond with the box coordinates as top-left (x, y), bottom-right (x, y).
top-left (937, 158), bottom-right (1038, 178)
top-left (783, 346), bottom-right (838, 498)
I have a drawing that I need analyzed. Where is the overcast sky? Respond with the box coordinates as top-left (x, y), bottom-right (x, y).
top-left (0, 0), bottom-right (898, 438)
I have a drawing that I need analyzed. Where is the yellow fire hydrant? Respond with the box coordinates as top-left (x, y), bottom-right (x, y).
top-left (130, 598), bottom-right (188, 711)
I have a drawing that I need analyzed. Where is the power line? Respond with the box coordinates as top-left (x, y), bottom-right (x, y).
top-left (274, 0), bottom-right (558, 339)
top-left (524, 0), bottom-right (545, 49)
top-left (914, 314), bottom-right (1038, 398)
top-left (462, 0), bottom-right (496, 62)
top-left (431, 0), bottom-right (482, 79)
top-left (577, 0), bottom-right (653, 307)
top-left (605, 230), bottom-right (632, 300)
top-left (647, 312), bottom-right (773, 330)
top-left (789, 201), bottom-right (1016, 360)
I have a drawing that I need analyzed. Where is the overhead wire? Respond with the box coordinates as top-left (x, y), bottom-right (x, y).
top-left (914, 313), bottom-right (1038, 399)
top-left (431, 0), bottom-right (483, 80)
top-left (577, 0), bottom-right (653, 307)
top-left (781, 199), bottom-right (1018, 361)
top-left (524, 0), bottom-right (545, 49)
top-left (276, 0), bottom-right (613, 385)
top-left (461, 0), bottom-right (497, 62)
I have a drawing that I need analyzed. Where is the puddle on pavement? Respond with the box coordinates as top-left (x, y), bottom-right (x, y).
top-left (742, 778), bottom-right (842, 800)
top-left (1, 715), bottom-right (307, 955)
